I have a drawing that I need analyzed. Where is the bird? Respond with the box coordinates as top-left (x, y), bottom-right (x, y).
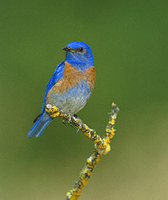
top-left (28, 41), bottom-right (96, 138)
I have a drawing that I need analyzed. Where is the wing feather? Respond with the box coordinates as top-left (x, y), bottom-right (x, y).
top-left (41, 62), bottom-right (65, 112)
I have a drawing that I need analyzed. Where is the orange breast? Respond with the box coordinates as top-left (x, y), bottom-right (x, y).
top-left (48, 61), bottom-right (96, 94)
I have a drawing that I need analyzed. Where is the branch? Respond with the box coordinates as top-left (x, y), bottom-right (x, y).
top-left (46, 103), bottom-right (119, 200)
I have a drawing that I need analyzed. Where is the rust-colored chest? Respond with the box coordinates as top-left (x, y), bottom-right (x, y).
top-left (50, 61), bottom-right (96, 94)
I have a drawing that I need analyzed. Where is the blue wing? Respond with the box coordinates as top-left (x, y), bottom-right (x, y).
top-left (41, 61), bottom-right (65, 113)
top-left (28, 61), bottom-right (65, 138)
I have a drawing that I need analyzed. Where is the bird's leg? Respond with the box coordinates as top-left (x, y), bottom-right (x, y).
top-left (72, 114), bottom-right (83, 134)
top-left (67, 113), bottom-right (73, 127)
top-left (60, 112), bottom-right (74, 126)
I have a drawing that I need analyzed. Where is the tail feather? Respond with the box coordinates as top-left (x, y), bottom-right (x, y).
top-left (33, 113), bottom-right (42, 123)
top-left (28, 112), bottom-right (52, 138)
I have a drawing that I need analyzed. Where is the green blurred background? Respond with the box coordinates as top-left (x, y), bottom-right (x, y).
top-left (1, 0), bottom-right (168, 199)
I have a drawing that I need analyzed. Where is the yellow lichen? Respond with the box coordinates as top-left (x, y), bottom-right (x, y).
top-left (45, 103), bottom-right (119, 200)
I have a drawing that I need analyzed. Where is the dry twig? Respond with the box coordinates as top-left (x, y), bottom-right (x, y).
top-left (46, 103), bottom-right (119, 200)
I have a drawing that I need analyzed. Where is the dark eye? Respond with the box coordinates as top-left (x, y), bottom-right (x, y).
top-left (78, 47), bottom-right (84, 52)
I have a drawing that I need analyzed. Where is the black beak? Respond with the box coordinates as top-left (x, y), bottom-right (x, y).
top-left (62, 47), bottom-right (71, 52)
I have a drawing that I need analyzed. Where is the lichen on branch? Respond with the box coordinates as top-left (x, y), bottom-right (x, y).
top-left (46, 102), bottom-right (119, 200)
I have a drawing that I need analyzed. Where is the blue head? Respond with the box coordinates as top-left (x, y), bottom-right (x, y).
top-left (63, 41), bottom-right (94, 70)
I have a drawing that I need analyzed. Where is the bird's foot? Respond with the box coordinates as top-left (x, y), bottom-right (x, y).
top-left (61, 112), bottom-right (73, 126)
top-left (72, 114), bottom-right (83, 134)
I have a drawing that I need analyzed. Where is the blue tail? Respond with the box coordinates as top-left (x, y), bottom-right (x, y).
top-left (28, 111), bottom-right (52, 138)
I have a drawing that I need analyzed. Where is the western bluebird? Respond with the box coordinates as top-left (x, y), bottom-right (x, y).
top-left (28, 41), bottom-right (96, 138)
